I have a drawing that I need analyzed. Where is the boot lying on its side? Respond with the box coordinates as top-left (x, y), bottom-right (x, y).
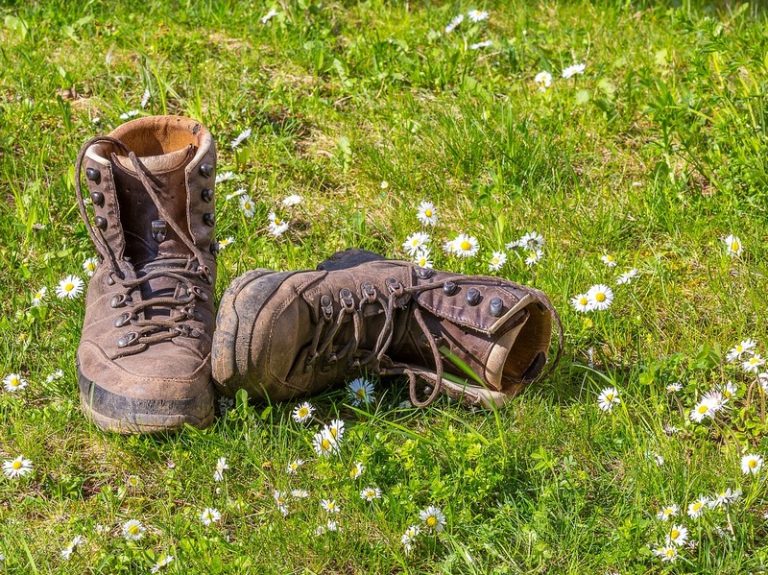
top-left (212, 249), bottom-right (560, 408)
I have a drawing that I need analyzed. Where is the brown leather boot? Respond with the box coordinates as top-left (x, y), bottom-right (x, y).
top-left (211, 249), bottom-right (561, 408)
top-left (75, 115), bottom-right (218, 433)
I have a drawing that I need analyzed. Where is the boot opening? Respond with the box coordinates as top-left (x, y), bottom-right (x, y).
top-left (108, 115), bottom-right (205, 157)
top-left (499, 303), bottom-right (552, 390)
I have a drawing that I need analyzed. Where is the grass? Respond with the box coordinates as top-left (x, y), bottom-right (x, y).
top-left (1, 0), bottom-right (768, 573)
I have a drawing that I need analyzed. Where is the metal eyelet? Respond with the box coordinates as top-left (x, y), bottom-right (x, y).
top-left (90, 191), bottom-right (105, 207)
top-left (443, 281), bottom-right (458, 296)
top-left (199, 163), bottom-right (213, 177)
top-left (415, 267), bottom-right (434, 280)
top-left (201, 188), bottom-right (214, 202)
top-left (94, 216), bottom-right (108, 230)
top-left (114, 312), bottom-right (134, 328)
top-left (320, 294), bottom-right (333, 320)
top-left (385, 277), bottom-right (403, 295)
top-left (339, 288), bottom-right (354, 312)
top-left (116, 331), bottom-right (139, 348)
top-left (489, 297), bottom-right (504, 317)
top-left (360, 282), bottom-right (377, 303)
top-left (190, 286), bottom-right (209, 302)
top-left (466, 287), bottom-right (482, 306)
top-left (86, 167), bottom-right (101, 183)
top-left (110, 294), bottom-right (132, 308)
top-left (203, 213), bottom-right (215, 226)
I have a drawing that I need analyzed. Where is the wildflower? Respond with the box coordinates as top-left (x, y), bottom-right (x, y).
top-left (656, 504), bottom-right (679, 521)
top-left (3, 373), bottom-right (28, 393)
top-left (325, 419), bottom-right (345, 442)
top-left (653, 545), bottom-right (678, 563)
top-left (723, 234), bottom-right (742, 257)
top-left (320, 499), bottom-right (340, 513)
top-left (292, 401), bottom-right (315, 424)
top-left (348, 378), bottom-right (375, 406)
top-left (741, 454), bottom-right (763, 475)
top-left (759, 372), bottom-right (768, 393)
top-left (508, 232), bottom-right (544, 250)
top-left (601, 254), bottom-right (617, 268)
top-left (360, 486), bottom-right (381, 501)
top-left (445, 14), bottom-right (464, 33)
top-left (55, 275), bottom-right (84, 299)
top-left (32, 286), bottom-right (47, 306)
top-left (726, 339), bottom-right (756, 362)
top-left (349, 461), bottom-right (364, 479)
top-left (710, 488), bottom-right (741, 508)
top-left (200, 507), bottom-right (221, 526)
top-left (402, 232), bottom-right (430, 256)
top-left (616, 268), bottom-right (638, 285)
top-left (401, 524), bottom-right (420, 554)
top-left (451, 234), bottom-right (479, 258)
top-left (60, 535), bottom-right (85, 560)
top-left (46, 369), bottom-right (64, 383)
top-left (3, 455), bottom-right (32, 478)
top-left (664, 424), bottom-right (679, 435)
top-left (413, 249), bottom-right (433, 269)
top-left (666, 525), bottom-right (688, 546)
top-left (469, 40), bottom-right (492, 50)
top-left (488, 251), bottom-right (507, 272)
top-left (326, 519), bottom-right (339, 531)
top-left (213, 457), bottom-right (229, 482)
top-left (419, 506), bottom-right (446, 532)
top-left (140, 88), bottom-right (150, 109)
top-left (119, 110), bottom-right (139, 120)
top-left (597, 387), bottom-right (620, 412)
top-left (416, 201), bottom-right (438, 226)
top-left (82, 256), bottom-right (98, 276)
top-left (261, 8), bottom-right (279, 24)
top-left (525, 249), bottom-right (543, 266)
top-left (666, 382), bottom-right (682, 393)
top-left (467, 9), bottom-right (489, 22)
top-left (571, 293), bottom-right (590, 313)
top-left (151, 555), bottom-right (175, 573)
top-left (687, 497), bottom-right (709, 518)
top-left (273, 490), bottom-right (289, 515)
top-left (653, 454), bottom-right (665, 467)
top-left (719, 381), bottom-right (738, 402)
top-left (267, 212), bottom-right (289, 237)
top-left (562, 63), bottom-right (586, 79)
top-left (286, 459), bottom-right (304, 475)
top-left (126, 475), bottom-right (141, 489)
top-left (291, 489), bottom-right (309, 498)
top-left (215, 171), bottom-right (235, 184)
top-left (689, 393), bottom-right (723, 423)
top-left (534, 71), bottom-right (552, 90)
top-left (282, 194), bottom-right (302, 207)
top-left (587, 284), bottom-right (613, 311)
top-left (230, 128), bottom-right (252, 149)
top-left (121, 519), bottom-right (145, 541)
top-left (239, 194), bottom-right (255, 217)
top-left (380, 181), bottom-right (389, 189)
top-left (312, 431), bottom-right (339, 457)
top-left (743, 354), bottom-right (765, 374)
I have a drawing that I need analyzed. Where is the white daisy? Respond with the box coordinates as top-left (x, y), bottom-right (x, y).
top-left (653, 545), bottom-right (678, 563)
top-left (402, 232), bottom-right (431, 256)
top-left (416, 201), bottom-right (438, 226)
top-left (360, 486), bottom-right (381, 501)
top-left (326, 519), bottom-right (339, 532)
top-left (320, 499), bottom-right (340, 513)
top-left (55, 275), bottom-right (84, 299)
top-left (45, 369), bottom-right (64, 383)
top-left (291, 489), bottom-right (309, 498)
top-left (525, 249), bottom-right (543, 266)
top-left (759, 372), bottom-right (768, 393)
top-left (60, 535), bottom-right (85, 560)
top-left (238, 194), bottom-right (255, 217)
top-left (312, 430), bottom-right (339, 457)
top-left (119, 110), bottom-right (139, 120)
top-left (3, 373), bottom-right (28, 393)
top-left (666, 525), bottom-right (688, 547)
top-left (215, 171), bottom-right (236, 184)
top-left (200, 507), bottom-right (221, 526)
top-left (267, 212), bottom-right (289, 237)
top-left (349, 461), bottom-right (365, 480)
top-left (723, 234), bottom-right (742, 257)
top-left (687, 497), bottom-right (709, 518)
top-left (710, 488), bottom-right (741, 508)
top-left (82, 256), bottom-right (99, 276)
top-left (273, 489), bottom-right (288, 512)
top-left (261, 8), bottom-right (279, 24)
top-left (743, 354), bottom-right (765, 374)
top-left (282, 194), bottom-right (302, 207)
top-left (121, 519), bottom-right (145, 541)
top-left (469, 40), bottom-right (492, 50)
top-left (656, 504), bottom-right (679, 521)
top-left (689, 393), bottom-right (723, 423)
top-left (467, 9), bottom-right (489, 22)
top-left (534, 71), bottom-right (552, 90)
top-left (445, 14), bottom-right (464, 33)
top-left (230, 128), bottom-right (252, 149)
top-left (562, 63), bottom-right (586, 79)
top-left (140, 88), bottom-right (151, 109)
top-left (600, 254), bottom-right (617, 267)
top-left (741, 454), bottom-right (763, 475)
top-left (726, 339), bottom-right (757, 362)
top-left (571, 293), bottom-right (591, 313)
top-left (217, 236), bottom-right (234, 251)
top-left (666, 382), bottom-right (682, 393)
top-left (348, 377), bottom-right (375, 406)
top-left (380, 181), bottom-right (389, 189)
top-left (286, 459), bottom-right (305, 475)
top-left (516, 231), bottom-right (545, 250)
top-left (616, 268), bottom-right (638, 285)
top-left (451, 234), bottom-right (479, 258)
top-left (419, 505), bottom-right (446, 532)
top-left (3, 455), bottom-right (32, 478)
top-left (401, 524), bottom-right (420, 554)
top-left (587, 284), bottom-right (613, 311)
top-left (719, 381), bottom-right (738, 402)
top-left (32, 286), bottom-right (47, 306)
top-left (325, 419), bottom-right (345, 442)
top-left (413, 249), bottom-right (433, 269)
top-left (597, 387), bottom-right (620, 412)
top-left (213, 457), bottom-right (229, 482)
top-left (292, 401), bottom-right (315, 423)
top-left (488, 250), bottom-right (507, 272)
top-left (150, 554), bottom-right (175, 573)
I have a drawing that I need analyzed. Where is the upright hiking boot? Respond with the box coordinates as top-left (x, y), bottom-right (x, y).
top-left (212, 249), bottom-right (561, 408)
top-left (75, 115), bottom-right (218, 433)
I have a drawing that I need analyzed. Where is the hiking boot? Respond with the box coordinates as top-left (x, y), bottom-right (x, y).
top-left (211, 249), bottom-right (561, 408)
top-left (75, 115), bottom-right (218, 433)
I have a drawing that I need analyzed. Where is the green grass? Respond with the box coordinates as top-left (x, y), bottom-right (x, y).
top-left (2, 0), bottom-right (768, 573)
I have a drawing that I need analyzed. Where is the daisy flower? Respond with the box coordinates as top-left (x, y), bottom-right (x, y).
top-left (348, 377), bottom-right (375, 406)
top-left (282, 194), bottom-right (302, 207)
top-left (710, 488), bottom-right (741, 508)
top-left (488, 251), bottom-right (507, 272)
top-left (571, 293), bottom-right (590, 313)
top-left (32, 286), bottom-right (47, 306)
top-left (759, 372), bottom-right (768, 393)
top-left (597, 387), bottom-right (620, 412)
top-left (3, 455), bottom-right (32, 478)
top-left (666, 525), bottom-right (688, 546)
top-left (534, 71), bottom-right (552, 90)
top-left (401, 524), bottom-right (420, 554)
top-left (119, 110), bottom-right (139, 120)
top-left (402, 232), bottom-right (430, 256)
top-left (587, 284), bottom-right (613, 311)
top-left (82, 256), bottom-right (99, 276)
top-left (525, 249), bottom-right (543, 266)
top-left (616, 268), bottom-right (638, 285)
top-left (445, 14), bottom-right (464, 33)
top-left (55, 275), bottom-right (84, 299)
top-left (653, 545), bottom-right (678, 563)
top-left (325, 520), bottom-right (339, 532)
top-left (419, 506), bottom-right (446, 532)
top-left (215, 171), bottom-right (235, 184)
top-left (743, 354), bottom-right (765, 374)
top-left (213, 457), bottom-right (229, 482)
top-left (723, 234), bottom-right (742, 257)
top-left (413, 249), bottom-right (433, 269)
top-left (656, 504), bottom-right (679, 521)
top-left (238, 194), bottom-right (255, 217)
top-left (360, 486), bottom-right (381, 501)
top-left (726, 339), bottom-right (756, 362)
top-left (451, 234), bottom-right (479, 258)
top-left (719, 381), bottom-right (738, 402)
top-left (60, 535), bottom-right (85, 560)
top-left (261, 8), bottom-right (278, 24)
top-left (286, 459), bottom-right (305, 475)
top-left (312, 431), bottom-right (339, 457)
top-left (562, 63), bottom-right (586, 79)
top-left (349, 461), bottom-right (365, 479)
top-left (600, 254), bottom-right (617, 268)
top-left (230, 127), bottom-right (252, 149)
top-left (3, 373), bottom-right (28, 393)
top-left (689, 393), bottom-right (723, 423)
top-left (469, 40), bottom-right (492, 50)
top-left (325, 419), bottom-right (345, 442)
top-left (416, 201), bottom-right (437, 226)
top-left (267, 212), bottom-right (289, 237)
top-left (218, 237), bottom-right (234, 251)
top-left (273, 490), bottom-right (289, 514)
top-left (467, 9), bottom-right (489, 22)
top-left (150, 555), bottom-right (175, 573)
top-left (200, 507), bottom-right (221, 526)
top-left (666, 382), bottom-right (682, 393)
top-left (687, 497), bottom-right (709, 518)
top-left (320, 499), bottom-right (340, 513)
top-left (121, 519), bottom-right (145, 541)
top-left (292, 401), bottom-right (315, 424)
top-left (46, 369), bottom-right (64, 383)
top-left (140, 88), bottom-right (151, 108)
top-left (291, 489), bottom-right (309, 498)
top-left (741, 454), bottom-right (763, 475)
top-left (510, 231), bottom-right (545, 250)
top-left (380, 181), bottom-right (389, 189)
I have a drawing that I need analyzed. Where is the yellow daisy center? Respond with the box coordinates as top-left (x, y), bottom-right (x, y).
top-left (736, 344), bottom-right (744, 352)
top-left (298, 407), bottom-right (308, 417)
top-left (459, 240), bottom-right (471, 251)
top-left (665, 549), bottom-right (675, 558)
top-left (606, 255), bottom-right (614, 262)
top-left (355, 388), bottom-right (366, 399)
top-left (425, 209), bottom-right (432, 217)
top-left (321, 438), bottom-right (331, 450)
top-left (749, 459), bottom-right (758, 468)
top-left (670, 529), bottom-right (680, 539)
top-left (605, 393), bottom-right (614, 401)
top-left (579, 296), bottom-right (588, 305)
top-left (731, 241), bottom-right (740, 251)
top-left (12, 460), bottom-right (22, 470)
top-left (426, 516), bottom-right (437, 527)
top-left (697, 405), bottom-right (708, 414)
top-left (330, 428), bottom-right (338, 438)
top-left (128, 525), bottom-right (139, 535)
top-left (595, 292), bottom-right (606, 303)
top-left (64, 282), bottom-right (74, 291)
top-left (693, 502), bottom-right (702, 511)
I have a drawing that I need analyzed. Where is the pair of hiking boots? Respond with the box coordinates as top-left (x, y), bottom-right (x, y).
top-left (75, 115), bottom-right (560, 433)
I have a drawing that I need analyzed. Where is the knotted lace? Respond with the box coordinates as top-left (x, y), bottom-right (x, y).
top-left (75, 136), bottom-right (212, 351)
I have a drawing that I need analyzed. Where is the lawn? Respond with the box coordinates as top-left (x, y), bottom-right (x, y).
top-left (1, 1), bottom-right (768, 573)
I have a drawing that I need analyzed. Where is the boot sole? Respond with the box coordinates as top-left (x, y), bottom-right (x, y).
top-left (78, 369), bottom-right (214, 434)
